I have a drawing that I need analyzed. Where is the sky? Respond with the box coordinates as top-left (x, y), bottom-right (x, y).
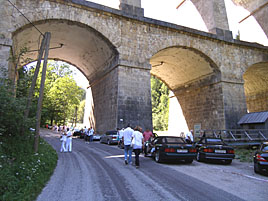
top-left (74, 0), bottom-right (268, 89)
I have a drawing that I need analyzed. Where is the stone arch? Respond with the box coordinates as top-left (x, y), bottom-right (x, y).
top-left (150, 46), bottom-right (224, 130)
top-left (243, 62), bottom-right (268, 112)
top-left (11, 19), bottom-right (121, 133)
top-left (12, 19), bottom-right (119, 84)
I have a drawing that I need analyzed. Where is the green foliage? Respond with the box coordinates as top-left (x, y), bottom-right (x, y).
top-left (23, 62), bottom-right (86, 125)
top-left (77, 99), bottom-right (86, 123)
top-left (151, 76), bottom-right (169, 131)
top-left (0, 135), bottom-right (57, 201)
top-left (0, 77), bottom-right (57, 201)
top-left (235, 147), bottom-right (255, 162)
top-left (0, 79), bottom-right (33, 137)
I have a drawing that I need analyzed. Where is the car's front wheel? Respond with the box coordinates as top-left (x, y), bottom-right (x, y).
top-left (155, 150), bottom-right (162, 163)
top-left (107, 140), bottom-right (111, 145)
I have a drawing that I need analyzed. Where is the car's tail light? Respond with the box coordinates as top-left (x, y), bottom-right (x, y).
top-left (227, 150), bottom-right (235, 154)
top-left (165, 148), bottom-right (175, 152)
top-left (112, 136), bottom-right (117, 139)
top-left (189, 149), bottom-right (197, 153)
top-left (256, 154), bottom-right (268, 162)
top-left (204, 148), bottom-right (213, 153)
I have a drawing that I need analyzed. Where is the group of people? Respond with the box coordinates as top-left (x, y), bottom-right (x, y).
top-left (120, 124), bottom-right (154, 168)
top-left (84, 126), bottom-right (94, 143)
top-left (60, 128), bottom-right (73, 153)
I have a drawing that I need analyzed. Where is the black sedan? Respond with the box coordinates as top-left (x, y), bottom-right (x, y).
top-left (146, 136), bottom-right (197, 163)
top-left (195, 137), bottom-right (235, 164)
top-left (253, 141), bottom-right (268, 174)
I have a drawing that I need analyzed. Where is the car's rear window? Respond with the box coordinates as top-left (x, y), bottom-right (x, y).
top-left (165, 137), bottom-right (185, 143)
top-left (106, 131), bottom-right (117, 135)
top-left (206, 138), bottom-right (224, 145)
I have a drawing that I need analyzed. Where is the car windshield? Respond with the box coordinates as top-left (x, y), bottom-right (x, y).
top-left (165, 137), bottom-right (185, 143)
top-left (262, 144), bottom-right (268, 151)
top-left (206, 138), bottom-right (224, 145)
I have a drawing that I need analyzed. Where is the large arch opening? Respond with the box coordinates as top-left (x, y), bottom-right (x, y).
top-left (243, 62), bottom-right (268, 113)
top-left (12, 19), bottom-right (119, 133)
top-left (150, 46), bottom-right (223, 133)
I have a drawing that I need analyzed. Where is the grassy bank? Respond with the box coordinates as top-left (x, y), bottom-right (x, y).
top-left (0, 134), bottom-right (57, 201)
top-left (234, 147), bottom-right (256, 163)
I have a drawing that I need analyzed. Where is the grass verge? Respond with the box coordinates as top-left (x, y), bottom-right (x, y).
top-left (0, 133), bottom-right (57, 201)
top-left (234, 147), bottom-right (256, 163)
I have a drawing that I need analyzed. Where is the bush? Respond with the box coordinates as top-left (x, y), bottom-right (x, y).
top-left (0, 79), bottom-right (57, 200)
top-left (0, 135), bottom-right (57, 201)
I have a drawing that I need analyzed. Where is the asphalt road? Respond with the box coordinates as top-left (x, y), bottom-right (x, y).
top-left (37, 130), bottom-right (268, 201)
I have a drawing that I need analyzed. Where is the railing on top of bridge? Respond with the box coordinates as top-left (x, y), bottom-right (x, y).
top-left (196, 129), bottom-right (268, 146)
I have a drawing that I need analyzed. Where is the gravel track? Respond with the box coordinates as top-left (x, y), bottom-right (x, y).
top-left (37, 130), bottom-right (268, 201)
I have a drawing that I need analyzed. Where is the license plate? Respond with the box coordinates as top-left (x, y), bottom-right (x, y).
top-left (215, 149), bottom-right (226, 153)
top-left (177, 149), bottom-right (188, 153)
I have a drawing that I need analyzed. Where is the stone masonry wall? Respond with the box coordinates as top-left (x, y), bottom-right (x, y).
top-left (90, 67), bottom-right (119, 134)
top-left (117, 65), bottom-right (152, 130)
top-left (222, 82), bottom-right (247, 128)
top-left (246, 91), bottom-right (268, 113)
top-left (175, 81), bottom-right (225, 130)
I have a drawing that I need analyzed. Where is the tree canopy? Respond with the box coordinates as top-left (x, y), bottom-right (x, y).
top-left (151, 76), bottom-right (169, 131)
top-left (21, 62), bottom-right (85, 126)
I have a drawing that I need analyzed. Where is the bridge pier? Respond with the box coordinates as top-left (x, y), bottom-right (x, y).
top-left (119, 0), bottom-right (144, 17)
top-left (191, 0), bottom-right (233, 40)
top-left (174, 74), bottom-right (247, 130)
top-left (90, 64), bottom-right (152, 133)
top-left (0, 38), bottom-right (13, 79)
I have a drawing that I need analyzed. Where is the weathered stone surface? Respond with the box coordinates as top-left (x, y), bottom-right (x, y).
top-left (0, 0), bottom-right (268, 131)
top-left (231, 0), bottom-right (268, 38)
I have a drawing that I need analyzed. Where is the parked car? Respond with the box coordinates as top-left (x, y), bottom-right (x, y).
top-left (100, 130), bottom-right (118, 145)
top-left (73, 128), bottom-right (82, 137)
top-left (145, 136), bottom-right (197, 163)
top-left (93, 134), bottom-right (101, 141)
top-left (253, 141), bottom-right (268, 174)
top-left (195, 137), bottom-right (235, 164)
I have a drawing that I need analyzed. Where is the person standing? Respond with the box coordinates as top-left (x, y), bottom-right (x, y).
top-left (66, 128), bottom-right (72, 152)
top-left (60, 132), bottom-right (67, 152)
top-left (89, 127), bottom-right (94, 142)
top-left (185, 130), bottom-right (194, 144)
top-left (122, 124), bottom-right (134, 165)
top-left (143, 128), bottom-right (153, 142)
top-left (132, 126), bottom-right (144, 168)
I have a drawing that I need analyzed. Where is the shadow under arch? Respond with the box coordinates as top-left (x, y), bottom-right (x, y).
top-left (12, 19), bottom-right (119, 85)
top-left (150, 46), bottom-right (223, 130)
top-left (243, 62), bottom-right (268, 113)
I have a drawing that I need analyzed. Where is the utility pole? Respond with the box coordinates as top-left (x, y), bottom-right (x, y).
top-left (34, 32), bottom-right (51, 153)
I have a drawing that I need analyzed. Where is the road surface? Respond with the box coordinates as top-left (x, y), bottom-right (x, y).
top-left (37, 129), bottom-right (268, 201)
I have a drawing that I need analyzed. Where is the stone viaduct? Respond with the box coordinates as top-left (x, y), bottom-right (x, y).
top-left (0, 0), bottom-right (268, 133)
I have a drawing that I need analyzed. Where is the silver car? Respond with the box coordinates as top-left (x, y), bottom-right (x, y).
top-left (100, 130), bottom-right (118, 145)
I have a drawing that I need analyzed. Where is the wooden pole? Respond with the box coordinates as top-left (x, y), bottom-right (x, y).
top-left (21, 34), bottom-right (47, 136)
top-left (34, 32), bottom-right (51, 152)
top-left (239, 2), bottom-right (268, 23)
top-left (176, 0), bottom-right (186, 9)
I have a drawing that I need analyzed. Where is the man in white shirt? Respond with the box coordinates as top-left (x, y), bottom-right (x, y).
top-left (122, 124), bottom-right (134, 165)
top-left (89, 127), bottom-right (94, 142)
top-left (66, 128), bottom-right (72, 152)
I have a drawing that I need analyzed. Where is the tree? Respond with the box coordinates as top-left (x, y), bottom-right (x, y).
top-left (151, 76), bottom-right (169, 131)
top-left (22, 62), bottom-right (85, 126)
